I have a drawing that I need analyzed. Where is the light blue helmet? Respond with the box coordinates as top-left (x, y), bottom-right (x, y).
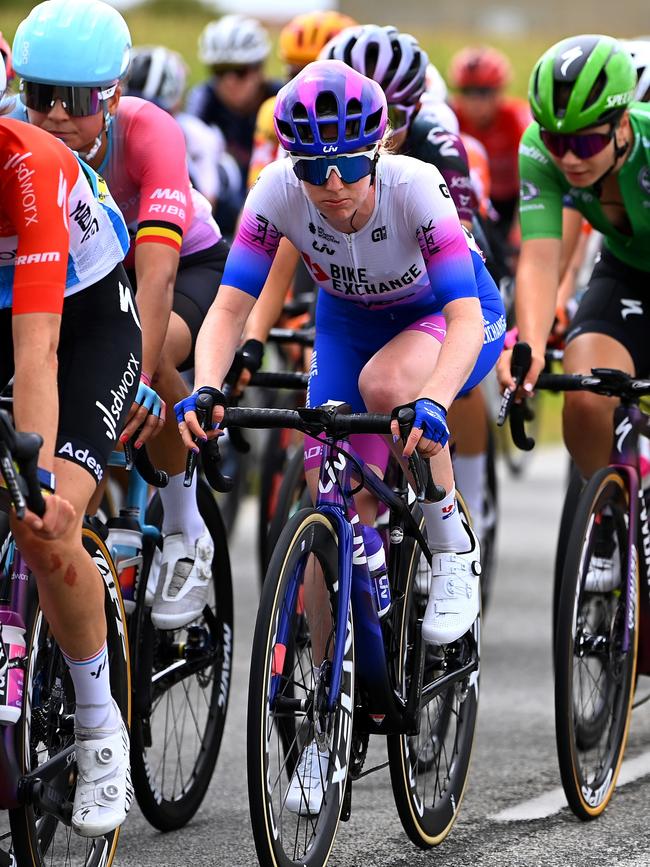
top-left (13, 0), bottom-right (132, 87)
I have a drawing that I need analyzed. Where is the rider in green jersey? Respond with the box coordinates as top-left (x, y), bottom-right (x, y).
top-left (498, 33), bottom-right (649, 592)
top-left (498, 34), bottom-right (649, 480)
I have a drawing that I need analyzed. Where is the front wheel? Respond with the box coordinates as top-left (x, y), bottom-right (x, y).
top-left (555, 468), bottom-right (637, 820)
top-left (9, 527), bottom-right (130, 866)
top-left (248, 508), bottom-right (354, 867)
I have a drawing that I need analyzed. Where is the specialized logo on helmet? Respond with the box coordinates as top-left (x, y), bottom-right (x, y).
top-left (605, 90), bottom-right (634, 109)
top-left (559, 46), bottom-right (583, 77)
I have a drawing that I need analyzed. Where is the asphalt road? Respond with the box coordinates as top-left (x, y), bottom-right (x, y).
top-left (117, 446), bottom-right (650, 867)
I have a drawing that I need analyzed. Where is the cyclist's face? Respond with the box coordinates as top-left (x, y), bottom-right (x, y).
top-left (302, 171), bottom-right (373, 224)
top-left (456, 87), bottom-right (501, 127)
top-left (214, 64), bottom-right (263, 112)
top-left (550, 117), bottom-right (629, 187)
top-left (27, 88), bottom-right (120, 154)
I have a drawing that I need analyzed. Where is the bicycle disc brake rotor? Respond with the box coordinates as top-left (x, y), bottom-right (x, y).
top-left (313, 660), bottom-right (334, 751)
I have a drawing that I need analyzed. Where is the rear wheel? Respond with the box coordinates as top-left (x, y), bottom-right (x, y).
top-left (248, 508), bottom-right (353, 866)
top-left (9, 528), bottom-right (130, 866)
top-left (555, 469), bottom-right (637, 820)
top-left (129, 480), bottom-right (233, 831)
top-left (387, 507), bottom-right (480, 847)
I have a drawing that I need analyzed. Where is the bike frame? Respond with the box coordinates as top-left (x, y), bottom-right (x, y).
top-left (108, 450), bottom-right (161, 545)
top-left (609, 403), bottom-right (650, 654)
top-left (273, 433), bottom-right (478, 736)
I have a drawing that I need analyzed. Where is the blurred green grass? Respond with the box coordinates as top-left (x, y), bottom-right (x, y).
top-left (3, 0), bottom-right (553, 94)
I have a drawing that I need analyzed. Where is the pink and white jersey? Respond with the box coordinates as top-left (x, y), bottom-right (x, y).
top-left (98, 97), bottom-right (221, 267)
top-left (223, 154), bottom-right (501, 313)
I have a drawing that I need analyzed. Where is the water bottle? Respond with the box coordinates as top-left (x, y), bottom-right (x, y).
top-left (361, 525), bottom-right (391, 619)
top-left (0, 609), bottom-right (26, 725)
top-left (106, 508), bottom-right (143, 615)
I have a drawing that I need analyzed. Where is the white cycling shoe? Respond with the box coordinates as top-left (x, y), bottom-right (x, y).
top-left (285, 741), bottom-right (330, 816)
top-left (151, 527), bottom-right (214, 630)
top-left (72, 701), bottom-right (133, 838)
top-left (422, 525), bottom-right (481, 645)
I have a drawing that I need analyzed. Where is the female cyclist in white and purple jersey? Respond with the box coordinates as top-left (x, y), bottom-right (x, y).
top-left (177, 60), bottom-right (506, 646)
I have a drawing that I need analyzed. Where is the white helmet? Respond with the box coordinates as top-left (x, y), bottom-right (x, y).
top-left (126, 46), bottom-right (188, 112)
top-left (620, 38), bottom-right (650, 101)
top-left (321, 24), bottom-right (428, 106)
top-left (198, 15), bottom-right (270, 67)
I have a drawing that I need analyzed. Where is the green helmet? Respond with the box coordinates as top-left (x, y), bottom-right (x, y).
top-left (529, 34), bottom-right (636, 132)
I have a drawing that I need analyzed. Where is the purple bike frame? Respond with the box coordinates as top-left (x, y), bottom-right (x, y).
top-left (609, 404), bottom-right (650, 654)
top-left (315, 436), bottom-right (409, 721)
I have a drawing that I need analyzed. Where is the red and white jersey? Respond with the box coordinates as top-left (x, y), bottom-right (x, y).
top-left (0, 118), bottom-right (129, 314)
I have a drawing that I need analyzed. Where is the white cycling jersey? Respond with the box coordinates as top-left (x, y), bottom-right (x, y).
top-left (223, 153), bottom-right (501, 313)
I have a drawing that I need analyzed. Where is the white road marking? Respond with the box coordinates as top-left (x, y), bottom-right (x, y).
top-left (490, 751), bottom-right (650, 822)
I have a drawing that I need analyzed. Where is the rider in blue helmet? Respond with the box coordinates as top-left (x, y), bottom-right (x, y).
top-left (14, 0), bottom-right (232, 643)
top-left (13, 0), bottom-right (131, 159)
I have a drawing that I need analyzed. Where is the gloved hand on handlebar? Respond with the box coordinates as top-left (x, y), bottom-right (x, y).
top-left (390, 398), bottom-right (449, 459)
top-left (120, 374), bottom-right (166, 447)
top-left (230, 338), bottom-right (265, 395)
top-left (175, 386), bottom-right (227, 451)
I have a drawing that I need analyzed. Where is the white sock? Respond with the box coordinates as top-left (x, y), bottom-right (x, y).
top-left (160, 472), bottom-right (204, 542)
top-left (452, 453), bottom-right (486, 529)
top-left (63, 642), bottom-right (119, 733)
top-left (422, 487), bottom-right (469, 553)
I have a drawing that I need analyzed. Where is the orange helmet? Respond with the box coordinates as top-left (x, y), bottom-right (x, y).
top-left (448, 46), bottom-right (512, 90)
top-left (0, 32), bottom-right (13, 82)
top-left (279, 11), bottom-right (357, 68)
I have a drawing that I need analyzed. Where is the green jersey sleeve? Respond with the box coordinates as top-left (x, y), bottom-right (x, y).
top-left (518, 122), bottom-right (566, 241)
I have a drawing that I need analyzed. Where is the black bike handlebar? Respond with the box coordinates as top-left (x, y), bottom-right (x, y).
top-left (0, 410), bottom-right (45, 519)
top-left (184, 396), bottom-right (445, 501)
top-left (267, 327), bottom-right (315, 348)
top-left (249, 371), bottom-right (309, 390)
top-left (501, 341), bottom-right (650, 452)
top-left (123, 439), bottom-right (169, 488)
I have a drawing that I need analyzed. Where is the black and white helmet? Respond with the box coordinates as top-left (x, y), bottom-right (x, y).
top-left (321, 24), bottom-right (428, 106)
top-left (198, 14), bottom-right (270, 67)
top-left (126, 46), bottom-right (188, 112)
top-left (620, 38), bottom-right (650, 102)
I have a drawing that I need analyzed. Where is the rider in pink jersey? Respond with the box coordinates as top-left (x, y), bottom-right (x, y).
top-left (98, 96), bottom-right (222, 265)
top-left (13, 0), bottom-right (229, 631)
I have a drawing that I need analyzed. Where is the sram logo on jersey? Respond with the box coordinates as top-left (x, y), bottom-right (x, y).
top-left (15, 251), bottom-right (61, 265)
top-left (58, 442), bottom-right (104, 482)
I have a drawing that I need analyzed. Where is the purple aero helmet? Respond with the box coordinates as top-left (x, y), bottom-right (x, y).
top-left (273, 58), bottom-right (387, 156)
